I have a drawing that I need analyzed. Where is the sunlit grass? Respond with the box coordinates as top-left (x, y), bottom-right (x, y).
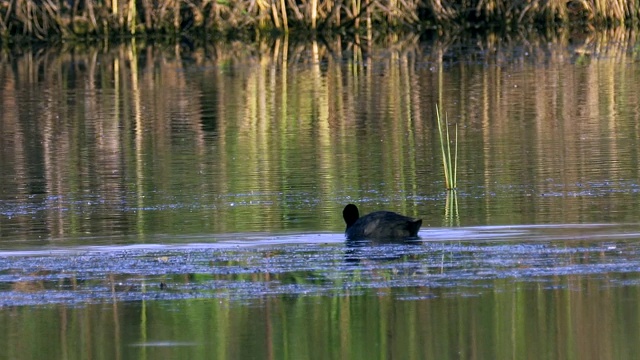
top-left (3, 0), bottom-right (636, 40)
top-left (436, 104), bottom-right (457, 190)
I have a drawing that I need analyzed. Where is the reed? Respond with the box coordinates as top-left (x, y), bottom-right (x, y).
top-left (436, 104), bottom-right (457, 191)
top-left (0, 0), bottom-right (639, 41)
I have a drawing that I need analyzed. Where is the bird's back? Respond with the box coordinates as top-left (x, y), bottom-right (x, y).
top-left (346, 211), bottom-right (422, 240)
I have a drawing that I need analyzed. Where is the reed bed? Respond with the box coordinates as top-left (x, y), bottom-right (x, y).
top-left (0, 0), bottom-right (639, 41)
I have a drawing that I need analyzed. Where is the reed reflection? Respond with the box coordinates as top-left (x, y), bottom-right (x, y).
top-left (0, 30), bottom-right (639, 241)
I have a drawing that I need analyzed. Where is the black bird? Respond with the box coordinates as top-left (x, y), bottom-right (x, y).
top-left (342, 204), bottom-right (422, 241)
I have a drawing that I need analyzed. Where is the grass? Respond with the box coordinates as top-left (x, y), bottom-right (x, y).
top-left (1, 0), bottom-right (638, 41)
top-left (436, 104), bottom-right (457, 190)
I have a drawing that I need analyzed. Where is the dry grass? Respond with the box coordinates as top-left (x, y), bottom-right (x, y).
top-left (0, 0), bottom-right (638, 40)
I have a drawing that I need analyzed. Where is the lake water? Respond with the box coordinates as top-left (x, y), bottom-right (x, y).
top-left (2, 31), bottom-right (640, 358)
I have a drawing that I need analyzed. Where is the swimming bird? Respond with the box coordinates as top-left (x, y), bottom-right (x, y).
top-left (342, 204), bottom-right (422, 241)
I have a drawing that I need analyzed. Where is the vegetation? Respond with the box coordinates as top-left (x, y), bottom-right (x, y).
top-left (436, 104), bottom-right (457, 191)
top-left (436, 102), bottom-right (459, 228)
top-left (0, 0), bottom-right (639, 41)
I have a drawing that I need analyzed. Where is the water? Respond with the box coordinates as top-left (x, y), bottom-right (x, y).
top-left (1, 31), bottom-right (640, 358)
top-left (1, 224), bottom-right (639, 306)
top-left (2, 225), bottom-right (640, 358)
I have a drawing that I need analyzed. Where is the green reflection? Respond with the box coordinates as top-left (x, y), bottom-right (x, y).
top-left (2, 276), bottom-right (640, 359)
top-left (1, 31), bottom-right (640, 242)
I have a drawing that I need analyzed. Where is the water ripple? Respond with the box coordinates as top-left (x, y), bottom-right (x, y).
top-left (1, 223), bottom-right (640, 307)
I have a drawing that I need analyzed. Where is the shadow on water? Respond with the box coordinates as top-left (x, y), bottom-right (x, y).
top-left (1, 223), bottom-right (640, 307)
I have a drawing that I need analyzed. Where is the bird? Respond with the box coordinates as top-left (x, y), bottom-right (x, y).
top-left (342, 204), bottom-right (422, 241)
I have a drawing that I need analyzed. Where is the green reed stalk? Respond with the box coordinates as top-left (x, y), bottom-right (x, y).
top-left (436, 104), bottom-right (457, 190)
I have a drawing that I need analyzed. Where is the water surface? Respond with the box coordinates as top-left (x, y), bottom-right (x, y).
top-left (2, 224), bottom-right (640, 358)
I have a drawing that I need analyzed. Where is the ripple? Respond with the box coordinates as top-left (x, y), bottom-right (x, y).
top-left (1, 223), bottom-right (640, 307)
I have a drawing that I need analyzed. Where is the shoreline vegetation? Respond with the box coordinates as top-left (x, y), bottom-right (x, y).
top-left (0, 0), bottom-right (639, 42)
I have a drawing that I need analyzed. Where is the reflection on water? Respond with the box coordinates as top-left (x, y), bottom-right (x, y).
top-left (1, 31), bottom-right (640, 242)
top-left (5, 282), bottom-right (640, 359)
top-left (1, 223), bottom-right (639, 306)
top-left (1, 224), bottom-right (640, 358)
